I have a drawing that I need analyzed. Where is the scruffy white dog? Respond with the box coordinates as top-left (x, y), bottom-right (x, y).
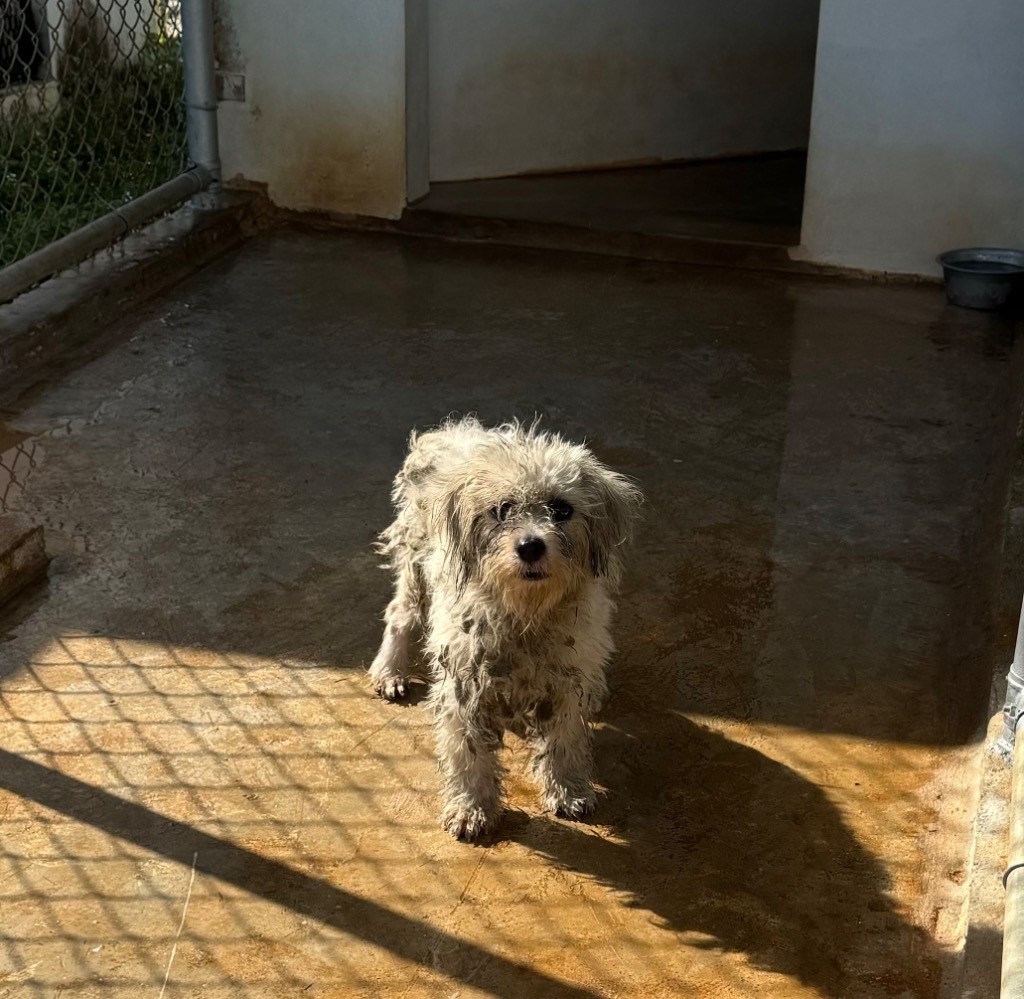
top-left (369, 417), bottom-right (642, 841)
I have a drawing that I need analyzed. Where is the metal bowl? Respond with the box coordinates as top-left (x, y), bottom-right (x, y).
top-left (938, 247), bottom-right (1024, 310)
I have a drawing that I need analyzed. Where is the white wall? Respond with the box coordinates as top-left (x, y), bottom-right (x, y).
top-left (799, 0), bottom-right (1024, 276)
top-left (404, 0), bottom-right (430, 203)
top-left (214, 0), bottom-right (410, 219)
top-left (427, 0), bottom-right (820, 183)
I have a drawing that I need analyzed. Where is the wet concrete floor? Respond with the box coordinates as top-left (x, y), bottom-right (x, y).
top-left (0, 229), bottom-right (1020, 997)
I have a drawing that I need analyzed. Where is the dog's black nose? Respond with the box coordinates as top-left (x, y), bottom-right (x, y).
top-left (516, 536), bottom-right (546, 564)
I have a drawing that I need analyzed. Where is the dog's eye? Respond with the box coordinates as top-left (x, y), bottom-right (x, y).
top-left (548, 499), bottom-right (573, 523)
top-left (492, 502), bottom-right (513, 522)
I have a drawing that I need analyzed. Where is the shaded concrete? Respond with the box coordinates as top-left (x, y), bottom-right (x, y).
top-left (414, 154), bottom-right (806, 246)
top-left (0, 229), bottom-right (1020, 997)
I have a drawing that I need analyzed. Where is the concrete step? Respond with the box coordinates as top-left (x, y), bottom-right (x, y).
top-left (0, 515), bottom-right (47, 609)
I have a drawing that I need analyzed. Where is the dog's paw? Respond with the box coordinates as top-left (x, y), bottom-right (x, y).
top-left (440, 804), bottom-right (498, 842)
top-left (374, 675), bottom-right (409, 701)
top-left (546, 787), bottom-right (597, 821)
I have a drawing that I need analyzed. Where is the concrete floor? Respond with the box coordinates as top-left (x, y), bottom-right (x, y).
top-left (415, 154), bottom-right (806, 247)
top-left (0, 229), bottom-right (1020, 998)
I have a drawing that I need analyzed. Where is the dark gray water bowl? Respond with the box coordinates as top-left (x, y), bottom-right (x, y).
top-left (938, 247), bottom-right (1024, 310)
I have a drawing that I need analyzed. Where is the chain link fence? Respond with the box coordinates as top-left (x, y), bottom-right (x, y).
top-left (0, 436), bottom-right (37, 513)
top-left (0, 0), bottom-right (187, 271)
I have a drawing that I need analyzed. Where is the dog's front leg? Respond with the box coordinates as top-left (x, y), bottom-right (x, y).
top-left (531, 692), bottom-right (596, 820)
top-left (369, 559), bottom-right (419, 700)
top-left (432, 675), bottom-right (504, 841)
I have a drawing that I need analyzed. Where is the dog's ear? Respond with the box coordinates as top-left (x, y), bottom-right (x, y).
top-left (431, 474), bottom-right (479, 589)
top-left (583, 460), bottom-right (643, 582)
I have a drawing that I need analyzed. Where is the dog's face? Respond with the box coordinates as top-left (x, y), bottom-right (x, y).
top-left (434, 430), bottom-right (642, 621)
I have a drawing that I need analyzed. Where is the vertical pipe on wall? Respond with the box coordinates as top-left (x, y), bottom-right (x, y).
top-left (181, 0), bottom-right (221, 185)
top-left (999, 593), bottom-right (1024, 759)
top-left (1004, 723), bottom-right (1024, 999)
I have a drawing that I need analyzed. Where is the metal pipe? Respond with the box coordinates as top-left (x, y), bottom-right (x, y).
top-left (180, 0), bottom-right (221, 184)
top-left (999, 592), bottom-right (1024, 760)
top-left (0, 167), bottom-right (211, 304)
top-left (1004, 711), bottom-right (1024, 999)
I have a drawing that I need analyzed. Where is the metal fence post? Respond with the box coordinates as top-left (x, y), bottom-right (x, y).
top-left (181, 0), bottom-right (221, 186)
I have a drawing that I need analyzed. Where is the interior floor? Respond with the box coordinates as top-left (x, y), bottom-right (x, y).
top-left (0, 228), bottom-right (1018, 998)
top-left (413, 153), bottom-right (807, 247)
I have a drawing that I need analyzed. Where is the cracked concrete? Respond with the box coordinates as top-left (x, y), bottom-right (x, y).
top-left (0, 228), bottom-right (1020, 997)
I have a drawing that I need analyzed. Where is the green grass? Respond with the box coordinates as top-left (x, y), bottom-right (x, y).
top-left (0, 22), bottom-right (186, 268)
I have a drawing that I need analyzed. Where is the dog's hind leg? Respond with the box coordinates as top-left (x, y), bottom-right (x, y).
top-left (531, 690), bottom-right (597, 820)
top-left (369, 560), bottom-right (420, 701)
top-left (432, 676), bottom-right (504, 841)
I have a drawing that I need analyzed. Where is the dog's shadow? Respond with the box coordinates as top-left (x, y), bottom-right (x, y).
top-left (509, 712), bottom-right (944, 998)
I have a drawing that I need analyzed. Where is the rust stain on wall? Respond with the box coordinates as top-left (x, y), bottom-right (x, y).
top-left (211, 0), bottom-right (243, 72)
top-left (270, 122), bottom-right (407, 219)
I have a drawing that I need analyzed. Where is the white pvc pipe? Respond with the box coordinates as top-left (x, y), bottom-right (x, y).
top-left (1004, 717), bottom-right (1024, 999)
top-left (999, 593), bottom-right (1024, 759)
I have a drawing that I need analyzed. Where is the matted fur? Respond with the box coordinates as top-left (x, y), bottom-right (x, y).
top-left (369, 417), bottom-right (642, 841)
